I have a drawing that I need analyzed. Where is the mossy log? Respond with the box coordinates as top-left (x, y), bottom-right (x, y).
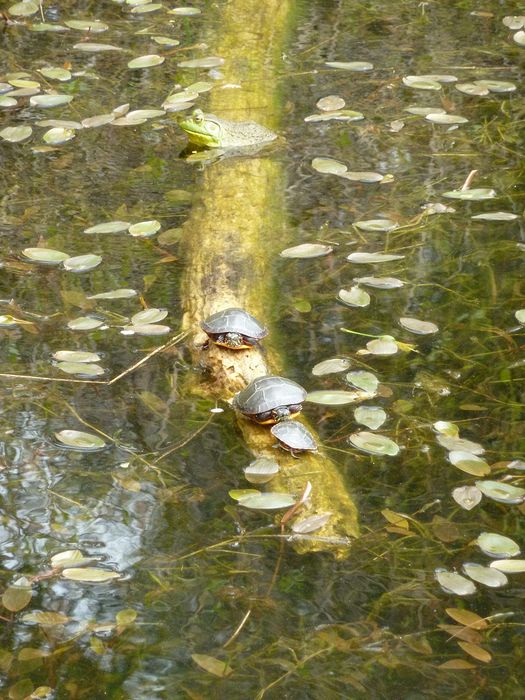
top-left (180, 0), bottom-right (358, 555)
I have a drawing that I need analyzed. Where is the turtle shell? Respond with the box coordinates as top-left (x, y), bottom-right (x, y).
top-left (201, 307), bottom-right (267, 340)
top-left (271, 420), bottom-right (317, 452)
top-left (233, 376), bottom-right (307, 418)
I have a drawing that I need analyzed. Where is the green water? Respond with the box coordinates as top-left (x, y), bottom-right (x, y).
top-left (0, 1), bottom-right (524, 698)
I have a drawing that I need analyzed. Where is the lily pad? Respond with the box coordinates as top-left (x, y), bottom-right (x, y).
top-left (0, 125), bottom-right (32, 142)
top-left (64, 19), bottom-right (108, 31)
top-left (8, 1), bottom-right (39, 16)
top-left (311, 157), bottom-right (347, 175)
top-left (0, 315), bottom-right (20, 328)
top-left (56, 362), bottom-right (105, 377)
top-left (477, 532), bottom-right (520, 559)
top-left (354, 406), bottom-right (387, 430)
top-left (340, 171), bottom-right (383, 183)
top-left (353, 219), bottom-right (398, 232)
top-left (191, 654), bottom-right (231, 678)
top-left (178, 57), bottom-right (225, 69)
top-left (38, 67), bottom-right (72, 81)
top-left (280, 243), bottom-right (333, 259)
top-left (347, 252), bottom-right (405, 264)
top-left (30, 94), bottom-right (73, 108)
top-left (82, 114), bottom-right (115, 128)
top-left (237, 492), bottom-right (295, 510)
top-left (316, 95), bottom-right (345, 111)
top-left (51, 549), bottom-right (96, 568)
top-left (168, 6), bottom-right (202, 15)
top-left (513, 30), bottom-right (525, 46)
top-left (425, 113), bottom-right (468, 125)
top-left (304, 110), bottom-right (364, 123)
top-left (121, 324), bottom-right (170, 336)
top-left (312, 358), bottom-right (351, 376)
top-left (475, 480), bottom-right (525, 504)
top-left (307, 390), bottom-right (368, 405)
top-left (349, 431), bottom-right (400, 456)
top-left (325, 61), bottom-right (373, 71)
top-left (452, 485), bottom-right (482, 510)
top-left (153, 36), bottom-right (181, 47)
top-left (61, 568), bottom-right (120, 582)
top-left (475, 79), bottom-right (516, 93)
top-left (128, 220), bottom-right (161, 237)
top-left (67, 316), bottom-right (105, 331)
top-left (29, 22), bottom-right (69, 32)
top-left (354, 276), bottom-right (404, 289)
top-left (130, 2), bottom-right (163, 12)
top-left (399, 317), bottom-right (438, 335)
top-left (405, 106), bottom-right (446, 116)
top-left (88, 289), bottom-right (137, 300)
top-left (43, 127), bottom-right (75, 144)
top-left (243, 458), bottom-right (280, 484)
top-left (435, 569), bottom-right (476, 596)
top-left (338, 286), bottom-right (370, 308)
top-left (23, 247), bottom-right (69, 264)
top-left (462, 563), bottom-right (507, 588)
top-left (52, 351), bottom-right (101, 363)
top-left (131, 308), bottom-right (168, 325)
top-left (515, 310), bottom-right (525, 325)
top-left (448, 451), bottom-right (490, 476)
top-left (437, 434), bottom-right (485, 454)
top-left (345, 370), bottom-right (379, 394)
top-left (402, 76), bottom-right (442, 90)
top-left (365, 336), bottom-right (398, 355)
top-left (84, 220), bottom-right (131, 234)
top-left (471, 211), bottom-right (518, 221)
top-left (128, 55), bottom-right (165, 69)
top-left (73, 42), bottom-right (123, 52)
top-left (55, 429), bottom-right (106, 451)
top-left (292, 512), bottom-right (332, 534)
top-left (0, 96), bottom-right (17, 108)
top-left (503, 16), bottom-right (525, 29)
top-left (36, 119), bottom-right (82, 129)
top-left (2, 578), bottom-right (33, 612)
top-left (489, 559), bottom-right (525, 573)
top-left (455, 83), bottom-right (489, 96)
top-left (443, 188), bottom-right (496, 201)
top-left (22, 611), bottom-right (70, 625)
top-left (63, 254), bottom-right (102, 272)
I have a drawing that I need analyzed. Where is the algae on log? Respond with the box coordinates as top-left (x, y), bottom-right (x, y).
top-left (181, 0), bottom-right (358, 554)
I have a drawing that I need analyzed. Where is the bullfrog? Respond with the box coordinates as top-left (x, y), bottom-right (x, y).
top-left (179, 108), bottom-right (278, 149)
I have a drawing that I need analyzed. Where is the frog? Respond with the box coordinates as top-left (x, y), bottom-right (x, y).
top-left (179, 108), bottom-right (277, 149)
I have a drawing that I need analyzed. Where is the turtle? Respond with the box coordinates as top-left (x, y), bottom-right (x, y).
top-left (233, 375), bottom-right (307, 424)
top-left (201, 307), bottom-right (268, 350)
top-left (271, 420), bottom-right (317, 457)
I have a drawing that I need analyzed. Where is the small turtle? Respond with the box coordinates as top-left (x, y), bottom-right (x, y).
top-left (233, 375), bottom-right (307, 424)
top-left (201, 307), bottom-right (268, 350)
top-left (271, 420), bottom-right (317, 457)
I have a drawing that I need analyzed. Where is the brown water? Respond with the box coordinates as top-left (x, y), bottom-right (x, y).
top-left (0, 1), bottom-right (524, 698)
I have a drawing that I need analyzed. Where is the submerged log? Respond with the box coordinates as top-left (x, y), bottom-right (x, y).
top-left (180, 0), bottom-right (358, 555)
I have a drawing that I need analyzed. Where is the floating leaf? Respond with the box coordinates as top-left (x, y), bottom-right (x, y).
top-left (84, 220), bottom-right (131, 234)
top-left (381, 508), bottom-right (409, 529)
top-left (67, 316), bottom-right (104, 330)
top-left (39, 67), bottom-right (72, 82)
top-left (56, 362), bottom-right (105, 377)
top-left (354, 406), bottom-right (387, 430)
top-left (128, 55), bottom-right (165, 69)
top-left (0, 315), bottom-right (20, 328)
top-left (82, 113), bottom-right (115, 128)
top-left (237, 492), bottom-right (295, 510)
top-left (435, 569), bottom-right (476, 596)
top-left (448, 451), bottom-right (490, 476)
top-left (30, 94), bottom-right (73, 108)
top-left (51, 549), bottom-right (95, 569)
top-left (311, 358), bottom-right (351, 376)
top-left (88, 288), bottom-right (137, 300)
top-left (163, 91), bottom-right (199, 109)
top-left (349, 431), bottom-right (400, 456)
top-left (471, 211), bottom-right (518, 221)
top-left (513, 30), bottom-right (525, 45)
top-left (338, 286), bottom-right (370, 308)
top-left (354, 276), bottom-right (404, 289)
top-left (8, 1), bottom-right (38, 16)
top-left (130, 2), bottom-right (163, 12)
top-left (425, 113), bottom-right (468, 125)
top-left (315, 94), bottom-right (346, 112)
top-left (128, 220), bottom-right (161, 237)
top-left (73, 42), bottom-right (123, 52)
top-left (311, 157), bottom-right (347, 175)
top-left (503, 16), bottom-right (525, 29)
top-left (36, 119), bottom-right (81, 129)
top-left (437, 434), bottom-right (485, 454)
top-left (325, 61), bottom-right (373, 71)
top-left (280, 243), bottom-right (333, 259)
top-left (152, 36), bottom-right (181, 47)
top-left (475, 480), bottom-right (525, 504)
top-left (455, 83), bottom-right (489, 96)
top-left (457, 641), bottom-right (491, 663)
top-left (63, 254), bottom-right (102, 272)
top-left (64, 19), bottom-right (108, 31)
top-left (52, 351), bottom-right (101, 363)
top-left (126, 109), bottom-right (165, 120)
top-left (43, 127), bottom-right (75, 144)
top-left (0, 125), bottom-right (32, 142)
top-left (112, 115), bottom-right (148, 126)
top-left (402, 75), bottom-right (442, 90)
top-left (22, 611), bottom-right (70, 626)
top-left (243, 458), bottom-right (280, 484)
top-left (399, 317), bottom-right (438, 335)
top-left (476, 532), bottom-right (520, 559)
top-left (353, 219), bottom-right (398, 232)
top-left (345, 370), bottom-right (379, 394)
top-left (405, 106), bottom-right (446, 116)
top-left (2, 578), bottom-right (32, 612)
top-left (122, 323), bottom-right (170, 336)
top-left (169, 6), bottom-right (202, 15)
top-left (191, 654), bottom-right (232, 678)
top-left (304, 110), bottom-right (364, 123)
top-left (462, 562), bottom-right (507, 588)
top-left (178, 57), bottom-right (225, 69)
top-left (438, 659), bottom-right (476, 670)
top-left (475, 79), bottom-right (516, 93)
top-left (340, 171), bottom-right (383, 183)
top-left (306, 389), bottom-right (368, 405)
top-left (347, 252), bottom-right (404, 264)
top-left (292, 512), bottom-right (332, 533)
top-left (229, 489), bottom-right (260, 501)
top-left (443, 188), bottom-right (496, 201)
top-left (23, 247), bottom-right (69, 264)
top-left (515, 309), bottom-right (525, 325)
top-left (30, 22), bottom-right (69, 32)
top-left (116, 609), bottom-right (137, 627)
top-left (0, 96), bottom-right (17, 108)
top-left (417, 74), bottom-right (457, 83)
top-left (365, 336), bottom-right (398, 355)
top-left (61, 567), bottom-right (120, 582)
top-left (489, 559), bottom-right (525, 573)
top-left (55, 429), bottom-right (105, 449)
top-left (445, 608), bottom-right (487, 629)
top-left (131, 308), bottom-right (168, 325)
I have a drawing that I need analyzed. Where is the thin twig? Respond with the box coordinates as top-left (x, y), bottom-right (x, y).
top-left (222, 609), bottom-right (252, 648)
top-left (461, 169), bottom-right (478, 190)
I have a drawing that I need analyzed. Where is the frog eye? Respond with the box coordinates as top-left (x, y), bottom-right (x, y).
top-left (194, 111), bottom-right (203, 124)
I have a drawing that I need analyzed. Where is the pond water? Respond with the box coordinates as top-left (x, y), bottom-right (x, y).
top-left (1, 0), bottom-right (525, 698)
